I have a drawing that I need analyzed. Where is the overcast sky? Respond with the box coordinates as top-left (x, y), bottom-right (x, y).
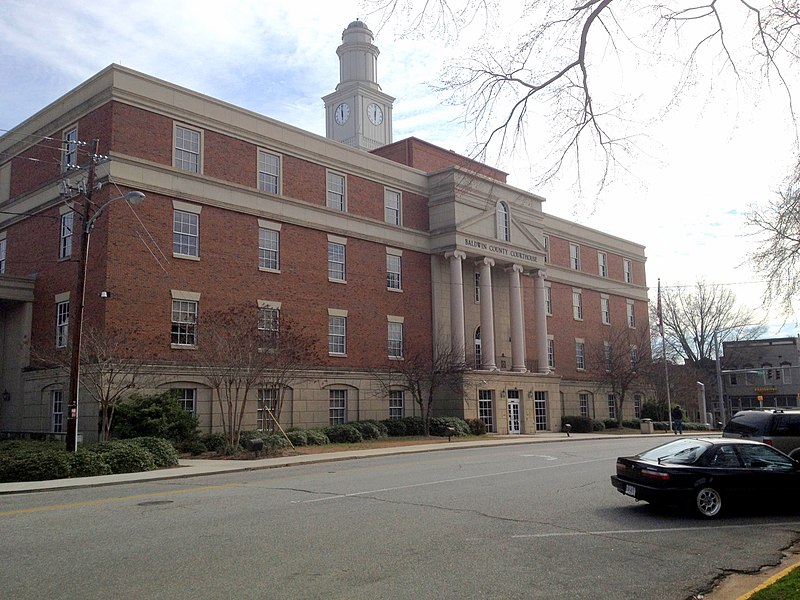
top-left (1, 0), bottom-right (798, 336)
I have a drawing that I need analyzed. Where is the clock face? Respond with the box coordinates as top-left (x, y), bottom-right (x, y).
top-left (334, 103), bottom-right (350, 125)
top-left (367, 103), bottom-right (384, 125)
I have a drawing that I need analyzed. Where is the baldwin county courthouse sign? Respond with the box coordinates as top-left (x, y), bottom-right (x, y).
top-left (462, 237), bottom-right (541, 267)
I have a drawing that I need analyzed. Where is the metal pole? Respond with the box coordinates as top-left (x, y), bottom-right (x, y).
top-left (715, 332), bottom-right (726, 427)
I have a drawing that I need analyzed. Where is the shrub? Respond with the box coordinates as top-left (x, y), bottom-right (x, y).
top-left (381, 419), bottom-right (408, 437)
top-left (199, 433), bottom-right (228, 453)
top-left (465, 418), bottom-right (487, 436)
top-left (112, 392), bottom-right (199, 445)
top-left (85, 441), bottom-right (157, 474)
top-left (0, 444), bottom-right (72, 483)
top-left (261, 434), bottom-right (291, 453)
top-left (429, 416), bottom-right (470, 437)
top-left (641, 401), bottom-right (668, 421)
top-left (305, 429), bottom-right (330, 445)
top-left (603, 419), bottom-right (621, 429)
top-left (592, 420), bottom-right (606, 432)
top-left (324, 424), bottom-right (363, 444)
top-left (622, 419), bottom-right (641, 429)
top-left (561, 415), bottom-right (593, 433)
top-left (399, 416), bottom-right (426, 436)
top-left (351, 421), bottom-right (384, 440)
top-left (68, 451), bottom-right (113, 477)
top-left (286, 430), bottom-right (308, 447)
top-left (127, 437), bottom-right (179, 467)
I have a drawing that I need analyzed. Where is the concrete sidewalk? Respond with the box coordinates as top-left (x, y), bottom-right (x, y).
top-left (0, 431), bottom-right (674, 495)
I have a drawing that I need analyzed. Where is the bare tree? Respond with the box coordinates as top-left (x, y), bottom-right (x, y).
top-left (586, 325), bottom-right (652, 425)
top-left (193, 305), bottom-right (318, 451)
top-left (372, 337), bottom-right (469, 435)
top-left (653, 279), bottom-right (766, 368)
top-left (370, 1), bottom-right (800, 193)
top-left (31, 325), bottom-right (151, 441)
top-left (747, 166), bottom-right (800, 315)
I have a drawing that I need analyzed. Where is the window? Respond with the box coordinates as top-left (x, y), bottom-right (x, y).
top-left (328, 241), bottom-right (346, 281)
top-left (175, 124), bottom-right (201, 173)
top-left (569, 243), bottom-right (580, 270)
top-left (604, 342), bottom-right (612, 372)
top-left (173, 210), bottom-right (199, 257)
top-left (576, 340), bottom-right (585, 370)
top-left (56, 300), bottom-right (69, 348)
top-left (59, 212), bottom-right (73, 259)
top-left (545, 284), bottom-right (552, 315)
top-left (579, 393), bottom-right (589, 418)
top-left (729, 372), bottom-right (739, 386)
top-left (173, 388), bottom-right (197, 415)
top-left (474, 327), bottom-right (482, 369)
top-left (258, 150), bottom-right (280, 194)
top-left (572, 289), bottom-right (583, 320)
top-left (626, 300), bottom-right (636, 328)
top-left (783, 364), bottom-right (793, 385)
top-left (601, 295), bottom-right (610, 325)
top-left (259, 227), bottom-right (279, 271)
top-left (388, 320), bottom-right (404, 358)
top-left (479, 390), bottom-right (494, 432)
top-left (385, 189), bottom-right (401, 225)
top-left (542, 234), bottom-right (549, 263)
top-left (328, 314), bottom-right (347, 355)
top-left (387, 252), bottom-right (402, 290)
top-left (389, 390), bottom-right (404, 419)
top-left (634, 394), bottom-right (642, 419)
top-left (547, 337), bottom-right (555, 369)
top-left (258, 388), bottom-right (278, 431)
top-left (623, 259), bottom-right (633, 283)
top-left (474, 272), bottom-right (481, 303)
top-left (534, 391), bottom-right (548, 431)
top-left (51, 390), bottom-right (64, 433)
top-left (329, 389), bottom-right (347, 424)
top-left (496, 201), bottom-right (510, 241)
top-left (630, 345), bottom-right (638, 367)
top-left (258, 306), bottom-right (280, 344)
top-left (171, 299), bottom-right (198, 346)
top-left (0, 237), bottom-right (6, 273)
top-left (608, 394), bottom-right (617, 419)
top-left (63, 127), bottom-right (78, 171)
top-left (327, 172), bottom-right (346, 211)
top-left (598, 251), bottom-right (608, 277)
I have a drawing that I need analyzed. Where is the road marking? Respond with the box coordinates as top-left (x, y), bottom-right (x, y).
top-left (521, 454), bottom-right (558, 460)
top-left (0, 484), bottom-right (241, 517)
top-left (294, 456), bottom-right (611, 503)
top-left (510, 521), bottom-right (800, 539)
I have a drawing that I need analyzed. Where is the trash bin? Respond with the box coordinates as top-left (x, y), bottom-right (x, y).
top-left (640, 418), bottom-right (654, 434)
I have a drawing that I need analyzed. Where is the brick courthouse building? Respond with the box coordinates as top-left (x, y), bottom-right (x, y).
top-left (0, 21), bottom-right (651, 440)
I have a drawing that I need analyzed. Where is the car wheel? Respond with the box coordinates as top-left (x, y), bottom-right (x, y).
top-left (694, 486), bottom-right (723, 518)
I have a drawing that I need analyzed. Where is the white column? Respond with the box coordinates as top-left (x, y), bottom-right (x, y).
top-left (478, 258), bottom-right (497, 370)
top-left (446, 251), bottom-right (467, 363)
top-left (508, 264), bottom-right (527, 372)
top-left (533, 269), bottom-right (549, 373)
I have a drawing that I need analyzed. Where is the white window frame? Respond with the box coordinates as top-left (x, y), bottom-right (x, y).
top-left (627, 300), bottom-right (636, 328)
top-left (259, 224), bottom-right (280, 271)
top-left (388, 318), bottom-right (404, 359)
top-left (598, 251), bottom-right (608, 277)
top-left (389, 390), bottom-right (405, 419)
top-left (608, 394), bottom-right (617, 419)
top-left (56, 299), bottom-right (69, 348)
top-left (545, 284), bottom-right (552, 315)
top-left (63, 126), bottom-right (78, 171)
top-left (478, 390), bottom-right (494, 433)
top-left (474, 272), bottom-right (481, 303)
top-left (329, 389), bottom-right (347, 424)
top-left (173, 388), bottom-right (197, 416)
top-left (386, 251), bottom-right (402, 290)
top-left (0, 236), bottom-right (7, 274)
top-left (59, 211), bottom-right (73, 259)
top-left (623, 258), bottom-right (633, 284)
top-left (171, 298), bottom-right (198, 347)
top-left (576, 339), bottom-right (585, 370)
top-left (569, 243), bottom-right (580, 270)
top-left (258, 387), bottom-right (279, 430)
top-left (601, 295), bottom-right (611, 325)
top-left (328, 311), bottom-right (347, 355)
top-left (630, 344), bottom-right (639, 367)
top-left (328, 239), bottom-right (346, 282)
top-left (547, 336), bottom-right (555, 369)
top-left (497, 201), bottom-right (510, 241)
top-left (258, 149), bottom-right (281, 194)
top-left (572, 288), bottom-right (583, 320)
top-left (326, 171), bottom-right (346, 211)
top-left (384, 188), bottom-right (401, 225)
top-left (174, 124), bottom-right (202, 173)
top-left (579, 392), bottom-right (589, 418)
top-left (173, 208), bottom-right (200, 258)
top-left (51, 389), bottom-right (64, 433)
top-left (634, 393), bottom-right (642, 419)
top-left (542, 234), bottom-right (549, 263)
top-left (258, 304), bottom-right (280, 345)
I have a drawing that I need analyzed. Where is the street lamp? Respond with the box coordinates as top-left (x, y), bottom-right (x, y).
top-left (65, 189), bottom-right (146, 452)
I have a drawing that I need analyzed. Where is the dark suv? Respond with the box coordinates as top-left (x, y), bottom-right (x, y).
top-left (722, 410), bottom-right (800, 458)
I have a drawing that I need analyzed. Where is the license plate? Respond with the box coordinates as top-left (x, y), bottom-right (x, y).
top-left (625, 484), bottom-right (636, 497)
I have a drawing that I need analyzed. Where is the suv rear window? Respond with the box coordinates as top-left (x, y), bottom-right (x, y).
top-left (772, 414), bottom-right (800, 435)
top-left (724, 412), bottom-right (772, 436)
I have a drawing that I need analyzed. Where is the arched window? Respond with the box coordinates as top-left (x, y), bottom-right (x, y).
top-left (474, 326), bottom-right (482, 369)
top-left (496, 201), bottom-right (510, 241)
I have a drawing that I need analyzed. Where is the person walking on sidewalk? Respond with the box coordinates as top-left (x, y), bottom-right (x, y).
top-left (672, 404), bottom-right (683, 434)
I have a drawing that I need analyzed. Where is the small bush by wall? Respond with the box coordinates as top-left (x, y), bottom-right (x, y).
top-left (286, 430), bottom-right (308, 447)
top-left (127, 437), bottom-right (179, 468)
top-left (305, 429), bottom-right (330, 445)
top-left (324, 424), bottom-right (364, 444)
top-left (429, 416), bottom-right (470, 437)
top-left (465, 418), bottom-right (487, 435)
top-left (85, 441), bottom-right (157, 474)
top-left (561, 415), bottom-right (594, 433)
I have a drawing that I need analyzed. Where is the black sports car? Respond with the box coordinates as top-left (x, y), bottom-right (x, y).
top-left (610, 437), bottom-right (800, 518)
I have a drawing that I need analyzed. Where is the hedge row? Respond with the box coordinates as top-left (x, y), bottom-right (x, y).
top-left (0, 437), bottom-right (178, 483)
top-left (561, 415), bottom-right (713, 433)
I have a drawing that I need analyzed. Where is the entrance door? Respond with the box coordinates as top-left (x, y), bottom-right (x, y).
top-left (507, 390), bottom-right (521, 434)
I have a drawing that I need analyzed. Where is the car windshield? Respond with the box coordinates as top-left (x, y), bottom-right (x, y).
top-left (638, 439), bottom-right (711, 465)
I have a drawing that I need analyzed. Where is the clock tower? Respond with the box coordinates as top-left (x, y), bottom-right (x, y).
top-left (323, 20), bottom-right (394, 150)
